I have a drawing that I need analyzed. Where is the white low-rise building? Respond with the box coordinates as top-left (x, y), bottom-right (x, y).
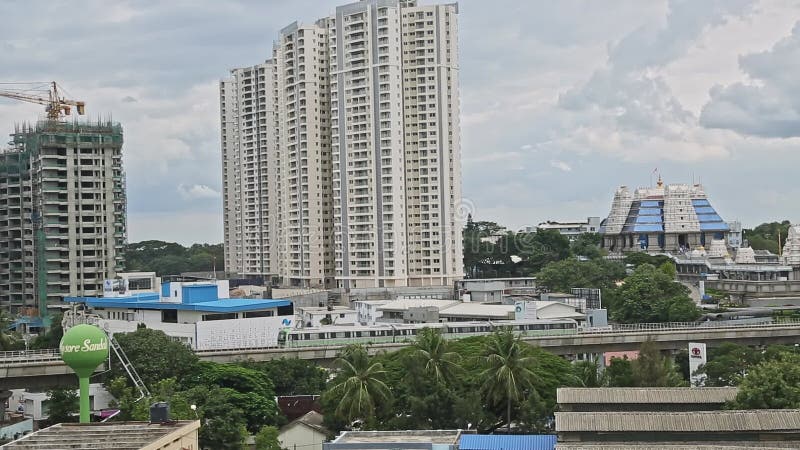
top-left (7, 384), bottom-right (114, 421)
top-left (353, 300), bottom-right (390, 325)
top-left (514, 301), bottom-right (586, 323)
top-left (65, 279), bottom-right (295, 350)
top-left (278, 411), bottom-right (328, 450)
top-left (536, 217), bottom-right (601, 241)
top-left (297, 306), bottom-right (358, 327)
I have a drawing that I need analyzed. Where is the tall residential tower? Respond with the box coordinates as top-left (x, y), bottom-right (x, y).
top-left (220, 0), bottom-right (463, 289)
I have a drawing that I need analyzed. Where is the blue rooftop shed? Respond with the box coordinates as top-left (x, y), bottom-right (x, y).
top-left (459, 434), bottom-right (557, 450)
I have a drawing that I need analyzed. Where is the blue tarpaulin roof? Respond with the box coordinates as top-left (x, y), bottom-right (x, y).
top-left (459, 435), bottom-right (557, 450)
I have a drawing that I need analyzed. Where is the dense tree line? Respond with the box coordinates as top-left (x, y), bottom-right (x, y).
top-left (58, 327), bottom-right (800, 445)
top-left (535, 255), bottom-right (699, 323)
top-left (26, 332), bottom-right (800, 446)
top-left (744, 220), bottom-right (792, 254)
top-left (97, 329), bottom-right (326, 448)
top-left (463, 216), bottom-right (577, 278)
top-left (124, 240), bottom-right (224, 276)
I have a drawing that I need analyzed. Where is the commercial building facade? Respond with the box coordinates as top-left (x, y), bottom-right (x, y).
top-left (221, 0), bottom-right (464, 290)
top-left (0, 121), bottom-right (126, 313)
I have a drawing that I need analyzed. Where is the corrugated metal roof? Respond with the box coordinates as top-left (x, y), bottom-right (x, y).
top-left (557, 388), bottom-right (738, 405)
top-left (460, 434), bottom-right (557, 450)
top-left (555, 410), bottom-right (800, 432)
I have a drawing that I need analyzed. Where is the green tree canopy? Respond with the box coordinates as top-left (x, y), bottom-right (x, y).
top-left (733, 352), bottom-right (800, 409)
top-left (0, 311), bottom-right (24, 351)
top-left (112, 328), bottom-right (199, 389)
top-left (630, 341), bottom-right (685, 387)
top-left (603, 357), bottom-right (634, 387)
top-left (696, 343), bottom-right (760, 387)
top-left (242, 358), bottom-right (328, 396)
top-left (29, 313), bottom-right (64, 350)
top-left (254, 426), bottom-right (283, 450)
top-left (743, 221), bottom-right (791, 254)
top-left (611, 264), bottom-right (700, 323)
top-left (570, 232), bottom-right (603, 259)
top-left (124, 240), bottom-right (224, 275)
top-left (44, 388), bottom-right (78, 425)
top-left (536, 258), bottom-right (625, 293)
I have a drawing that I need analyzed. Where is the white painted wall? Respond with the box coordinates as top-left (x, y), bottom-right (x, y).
top-left (353, 301), bottom-right (388, 325)
top-left (195, 315), bottom-right (293, 350)
top-left (300, 310), bottom-right (358, 327)
top-left (279, 423), bottom-right (326, 450)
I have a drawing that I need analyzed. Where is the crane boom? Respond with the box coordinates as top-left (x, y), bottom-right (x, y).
top-left (0, 81), bottom-right (85, 120)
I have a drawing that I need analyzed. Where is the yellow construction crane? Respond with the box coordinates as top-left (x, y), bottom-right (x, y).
top-left (0, 81), bottom-right (85, 120)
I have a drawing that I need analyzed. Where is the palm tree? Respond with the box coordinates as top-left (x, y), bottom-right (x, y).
top-left (410, 328), bottom-right (462, 385)
top-left (328, 345), bottom-right (392, 424)
top-left (480, 329), bottom-right (540, 432)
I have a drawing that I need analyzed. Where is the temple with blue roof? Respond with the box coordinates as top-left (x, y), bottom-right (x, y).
top-left (599, 179), bottom-right (731, 254)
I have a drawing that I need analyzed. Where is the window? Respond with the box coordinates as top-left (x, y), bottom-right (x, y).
top-left (161, 310), bottom-right (178, 323)
top-left (202, 313), bottom-right (237, 321)
top-left (244, 310), bottom-right (275, 318)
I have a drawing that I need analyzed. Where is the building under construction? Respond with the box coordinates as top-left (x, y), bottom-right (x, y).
top-left (599, 179), bottom-right (730, 254)
top-left (0, 120), bottom-right (126, 314)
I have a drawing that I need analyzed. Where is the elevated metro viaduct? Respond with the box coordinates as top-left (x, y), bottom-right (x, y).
top-left (4, 322), bottom-right (800, 390)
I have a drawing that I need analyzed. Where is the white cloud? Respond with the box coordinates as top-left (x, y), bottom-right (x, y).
top-left (177, 184), bottom-right (221, 200)
top-left (550, 160), bottom-right (573, 172)
top-left (520, 144), bottom-right (533, 150)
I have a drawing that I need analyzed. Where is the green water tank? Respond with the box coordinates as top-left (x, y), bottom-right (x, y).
top-left (59, 324), bottom-right (109, 378)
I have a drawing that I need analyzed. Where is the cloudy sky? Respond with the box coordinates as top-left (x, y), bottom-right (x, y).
top-left (1, 0), bottom-right (799, 244)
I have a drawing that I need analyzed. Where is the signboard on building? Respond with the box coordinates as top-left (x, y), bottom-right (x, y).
top-left (689, 342), bottom-right (707, 387)
top-left (103, 278), bottom-right (129, 297)
top-left (514, 301), bottom-right (536, 321)
top-left (571, 288), bottom-right (601, 310)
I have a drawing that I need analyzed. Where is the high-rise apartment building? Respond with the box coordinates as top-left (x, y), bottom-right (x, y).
top-left (275, 20), bottom-right (335, 288)
top-left (221, 62), bottom-right (279, 279)
top-left (0, 121), bottom-right (126, 313)
top-left (221, 0), bottom-right (463, 289)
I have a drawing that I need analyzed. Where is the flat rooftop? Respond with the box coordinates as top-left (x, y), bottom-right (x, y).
top-left (332, 430), bottom-right (462, 444)
top-left (2, 421), bottom-right (199, 450)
